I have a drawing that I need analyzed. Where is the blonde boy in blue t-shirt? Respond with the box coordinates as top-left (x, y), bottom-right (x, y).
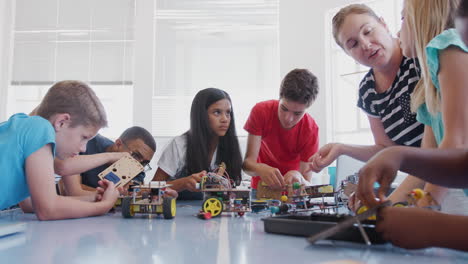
top-left (0, 80), bottom-right (120, 220)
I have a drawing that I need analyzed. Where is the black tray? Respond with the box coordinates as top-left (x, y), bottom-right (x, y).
top-left (262, 213), bottom-right (386, 244)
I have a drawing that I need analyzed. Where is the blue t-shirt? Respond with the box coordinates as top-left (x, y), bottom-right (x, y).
top-left (80, 134), bottom-right (146, 188)
top-left (0, 113), bottom-right (55, 210)
top-left (415, 29), bottom-right (468, 196)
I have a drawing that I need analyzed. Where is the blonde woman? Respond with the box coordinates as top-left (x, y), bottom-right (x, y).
top-left (309, 4), bottom-right (424, 177)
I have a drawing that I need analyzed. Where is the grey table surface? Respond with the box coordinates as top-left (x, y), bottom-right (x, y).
top-left (0, 200), bottom-right (468, 264)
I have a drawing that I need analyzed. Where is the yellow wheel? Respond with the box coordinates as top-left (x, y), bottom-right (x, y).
top-left (203, 198), bottom-right (223, 217)
top-left (356, 205), bottom-right (376, 220)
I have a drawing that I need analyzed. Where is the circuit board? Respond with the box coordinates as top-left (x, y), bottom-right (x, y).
top-left (98, 155), bottom-right (144, 188)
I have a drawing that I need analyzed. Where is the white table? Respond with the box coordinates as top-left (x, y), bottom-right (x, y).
top-left (1, 201), bottom-right (467, 264)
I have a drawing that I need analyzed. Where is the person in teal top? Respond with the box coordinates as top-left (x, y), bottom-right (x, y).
top-left (416, 28), bottom-right (468, 198)
top-left (0, 114), bottom-right (56, 208)
top-left (416, 28), bottom-right (468, 145)
top-left (455, 0), bottom-right (468, 196)
top-left (353, 0), bottom-right (468, 251)
top-left (385, 0), bottom-right (468, 207)
top-left (0, 80), bottom-right (121, 220)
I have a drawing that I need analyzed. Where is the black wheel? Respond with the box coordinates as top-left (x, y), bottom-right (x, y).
top-left (122, 197), bottom-right (134, 218)
top-left (163, 197), bottom-right (176, 219)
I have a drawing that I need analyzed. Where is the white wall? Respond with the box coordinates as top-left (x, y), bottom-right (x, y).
top-left (279, 0), bottom-right (357, 146)
top-left (148, 0), bottom-right (360, 180)
top-left (0, 0), bottom-right (359, 136)
top-left (0, 0), bottom-right (364, 183)
top-left (0, 0), bottom-right (15, 121)
top-left (133, 0), bottom-right (153, 132)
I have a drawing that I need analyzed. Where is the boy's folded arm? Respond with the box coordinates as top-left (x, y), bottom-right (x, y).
top-left (68, 194), bottom-right (98, 202)
top-left (26, 145), bottom-right (116, 220)
top-left (32, 195), bottom-right (113, 220)
top-left (62, 173), bottom-right (96, 197)
top-left (19, 197), bottom-right (34, 213)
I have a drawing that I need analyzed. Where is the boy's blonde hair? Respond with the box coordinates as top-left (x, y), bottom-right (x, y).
top-left (36, 80), bottom-right (108, 128)
top-left (407, 0), bottom-right (460, 114)
top-left (332, 4), bottom-right (380, 48)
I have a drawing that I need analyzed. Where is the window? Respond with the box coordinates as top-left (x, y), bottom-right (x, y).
top-left (152, 0), bottom-right (280, 137)
top-left (8, 0), bottom-right (136, 139)
top-left (7, 0), bottom-right (280, 139)
top-left (326, 0), bottom-right (403, 145)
